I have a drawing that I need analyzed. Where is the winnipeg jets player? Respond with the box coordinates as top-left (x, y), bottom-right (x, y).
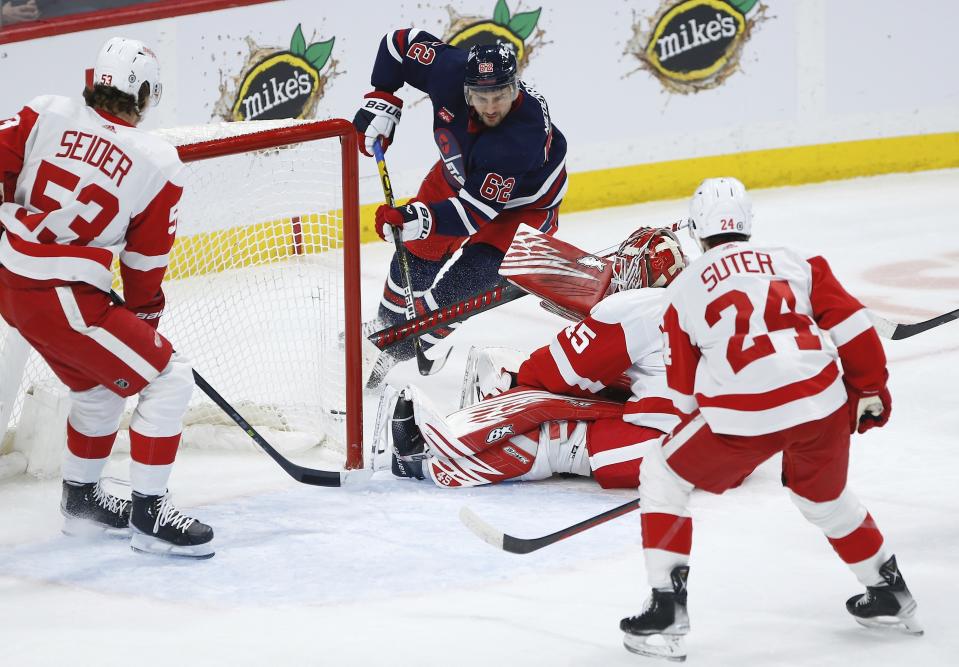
top-left (353, 32), bottom-right (567, 384)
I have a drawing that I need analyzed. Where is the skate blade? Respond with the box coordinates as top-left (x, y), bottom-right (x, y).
top-left (854, 614), bottom-right (924, 636)
top-left (130, 531), bottom-right (215, 560)
top-left (61, 514), bottom-right (130, 539)
top-left (623, 633), bottom-right (687, 662)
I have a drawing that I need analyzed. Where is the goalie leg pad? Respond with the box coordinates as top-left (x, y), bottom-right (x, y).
top-left (424, 433), bottom-right (538, 488)
top-left (445, 387), bottom-right (623, 454)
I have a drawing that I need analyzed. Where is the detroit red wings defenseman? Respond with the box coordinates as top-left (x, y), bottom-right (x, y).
top-left (621, 177), bottom-right (921, 661)
top-left (0, 38), bottom-right (213, 558)
top-left (370, 225), bottom-right (688, 490)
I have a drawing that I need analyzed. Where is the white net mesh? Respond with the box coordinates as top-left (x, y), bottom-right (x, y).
top-left (1, 119), bottom-right (359, 470)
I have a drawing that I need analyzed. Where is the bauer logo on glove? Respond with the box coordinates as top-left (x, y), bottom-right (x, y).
top-left (375, 201), bottom-right (433, 243)
top-left (352, 91), bottom-right (404, 157)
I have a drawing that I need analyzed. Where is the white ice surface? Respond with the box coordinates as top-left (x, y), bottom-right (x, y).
top-left (2, 170), bottom-right (958, 666)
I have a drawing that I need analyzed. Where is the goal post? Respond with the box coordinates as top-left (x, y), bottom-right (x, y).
top-left (0, 117), bottom-right (365, 475)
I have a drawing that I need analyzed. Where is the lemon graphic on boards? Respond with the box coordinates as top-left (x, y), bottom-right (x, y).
top-left (447, 0), bottom-right (541, 67)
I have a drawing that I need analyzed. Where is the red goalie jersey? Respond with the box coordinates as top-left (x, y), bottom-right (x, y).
top-left (662, 242), bottom-right (886, 435)
top-left (517, 287), bottom-right (684, 434)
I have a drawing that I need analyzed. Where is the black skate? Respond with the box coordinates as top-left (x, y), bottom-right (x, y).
top-left (60, 480), bottom-right (131, 537)
top-left (391, 391), bottom-right (427, 480)
top-left (846, 555), bottom-right (923, 635)
top-left (130, 491), bottom-right (215, 559)
top-left (621, 566), bottom-right (690, 662)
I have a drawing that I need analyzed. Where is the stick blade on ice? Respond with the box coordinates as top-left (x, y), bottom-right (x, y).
top-left (459, 506), bottom-right (506, 551)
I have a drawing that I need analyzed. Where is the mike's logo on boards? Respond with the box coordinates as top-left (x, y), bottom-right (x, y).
top-left (627, 0), bottom-right (767, 93)
top-left (215, 24), bottom-right (337, 121)
top-left (443, 0), bottom-right (544, 72)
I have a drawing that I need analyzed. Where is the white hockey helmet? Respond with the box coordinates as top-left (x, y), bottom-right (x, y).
top-left (93, 37), bottom-right (162, 110)
top-left (688, 177), bottom-right (752, 242)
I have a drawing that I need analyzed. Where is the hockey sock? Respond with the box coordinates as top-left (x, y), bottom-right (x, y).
top-left (129, 430), bottom-right (180, 496)
top-left (62, 421), bottom-right (117, 483)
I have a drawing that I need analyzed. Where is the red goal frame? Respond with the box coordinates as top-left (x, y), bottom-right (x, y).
top-left (174, 119), bottom-right (363, 469)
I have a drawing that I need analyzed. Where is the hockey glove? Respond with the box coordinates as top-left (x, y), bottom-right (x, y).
top-left (375, 201), bottom-right (433, 243)
top-left (352, 91), bottom-right (403, 157)
top-left (474, 347), bottom-right (523, 401)
top-left (846, 385), bottom-right (892, 434)
top-left (126, 291), bottom-right (165, 331)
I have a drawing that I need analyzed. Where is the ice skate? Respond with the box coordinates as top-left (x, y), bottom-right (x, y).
top-left (846, 555), bottom-right (923, 635)
top-left (130, 491), bottom-right (215, 559)
top-left (60, 480), bottom-right (131, 537)
top-left (365, 348), bottom-right (400, 390)
top-left (390, 388), bottom-right (427, 479)
top-left (621, 566), bottom-right (690, 662)
top-left (369, 386), bottom-right (428, 480)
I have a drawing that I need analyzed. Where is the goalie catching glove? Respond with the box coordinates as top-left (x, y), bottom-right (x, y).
top-left (352, 91), bottom-right (403, 157)
top-left (375, 201), bottom-right (433, 243)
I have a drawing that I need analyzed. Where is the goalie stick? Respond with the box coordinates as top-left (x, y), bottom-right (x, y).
top-left (372, 140), bottom-right (452, 376)
top-left (867, 307), bottom-right (959, 340)
top-left (109, 292), bottom-right (367, 488)
top-left (459, 497), bottom-right (640, 554)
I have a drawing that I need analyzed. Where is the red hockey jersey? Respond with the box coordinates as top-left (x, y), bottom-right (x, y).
top-left (0, 95), bottom-right (183, 315)
top-left (517, 287), bottom-right (682, 433)
top-left (661, 241), bottom-right (887, 436)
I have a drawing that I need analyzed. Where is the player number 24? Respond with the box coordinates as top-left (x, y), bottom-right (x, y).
top-left (705, 280), bottom-right (821, 374)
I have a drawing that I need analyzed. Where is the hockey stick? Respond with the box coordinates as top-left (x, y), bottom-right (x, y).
top-left (867, 308), bottom-right (959, 340)
top-left (367, 232), bottom-right (625, 351)
top-left (367, 281), bottom-right (528, 351)
top-left (459, 497), bottom-right (640, 554)
top-left (109, 292), bottom-right (366, 488)
top-left (372, 140), bottom-right (452, 376)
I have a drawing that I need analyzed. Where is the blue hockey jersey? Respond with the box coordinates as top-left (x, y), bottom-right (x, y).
top-left (370, 29), bottom-right (568, 237)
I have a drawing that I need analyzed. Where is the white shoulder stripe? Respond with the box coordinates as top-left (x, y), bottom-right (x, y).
top-left (827, 308), bottom-right (873, 347)
top-left (459, 189), bottom-right (498, 220)
top-left (449, 197), bottom-right (477, 234)
top-left (504, 159), bottom-right (566, 209)
top-left (386, 32), bottom-right (403, 63)
top-left (548, 337), bottom-right (605, 393)
top-left (120, 250), bottom-right (168, 272)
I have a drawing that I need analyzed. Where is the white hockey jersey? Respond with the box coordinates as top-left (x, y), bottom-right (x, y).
top-left (662, 241), bottom-right (885, 436)
top-left (517, 287), bottom-right (681, 433)
top-left (0, 95), bottom-right (183, 313)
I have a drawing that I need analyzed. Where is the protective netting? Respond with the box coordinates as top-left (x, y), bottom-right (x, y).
top-left (0, 119), bottom-right (359, 472)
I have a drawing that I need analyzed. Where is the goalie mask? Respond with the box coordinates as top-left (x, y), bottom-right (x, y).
top-left (93, 37), bottom-right (163, 111)
top-left (610, 227), bottom-right (687, 292)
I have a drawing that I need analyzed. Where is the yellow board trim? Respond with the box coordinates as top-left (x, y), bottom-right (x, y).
top-left (357, 132), bottom-right (959, 243)
top-left (110, 131), bottom-right (958, 285)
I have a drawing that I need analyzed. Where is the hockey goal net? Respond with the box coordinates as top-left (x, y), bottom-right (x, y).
top-left (0, 118), bottom-right (363, 478)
